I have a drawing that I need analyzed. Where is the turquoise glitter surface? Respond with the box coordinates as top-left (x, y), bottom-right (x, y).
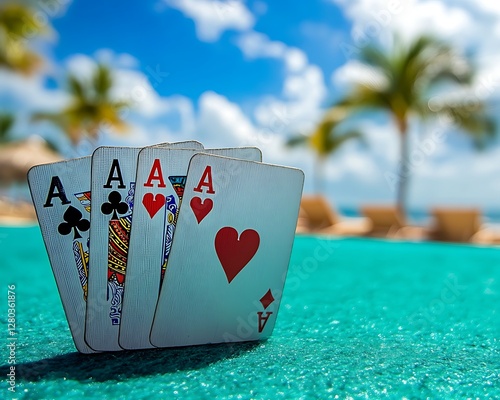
top-left (1, 227), bottom-right (499, 399)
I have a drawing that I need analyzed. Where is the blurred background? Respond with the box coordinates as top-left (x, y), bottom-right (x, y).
top-left (1, 0), bottom-right (499, 230)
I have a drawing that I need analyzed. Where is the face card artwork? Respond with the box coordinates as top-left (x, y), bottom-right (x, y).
top-left (28, 157), bottom-right (96, 354)
top-left (150, 154), bottom-right (304, 348)
top-left (58, 196), bottom-right (91, 299)
top-left (119, 147), bottom-right (262, 350)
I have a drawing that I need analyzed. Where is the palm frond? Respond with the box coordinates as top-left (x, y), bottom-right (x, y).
top-left (338, 33), bottom-right (495, 137)
top-left (33, 62), bottom-right (131, 144)
top-left (288, 107), bottom-right (363, 160)
top-left (0, 113), bottom-right (14, 143)
top-left (359, 46), bottom-right (393, 79)
top-left (286, 134), bottom-right (308, 148)
top-left (0, 3), bottom-right (47, 74)
top-left (439, 103), bottom-right (496, 149)
top-left (333, 130), bottom-right (365, 148)
top-left (338, 85), bottom-right (392, 115)
top-left (93, 64), bottom-right (113, 100)
top-left (68, 74), bottom-right (86, 100)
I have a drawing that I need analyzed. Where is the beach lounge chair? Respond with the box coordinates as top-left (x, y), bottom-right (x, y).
top-left (361, 205), bottom-right (404, 238)
top-left (361, 205), bottom-right (425, 240)
top-left (297, 195), bottom-right (371, 236)
top-left (428, 208), bottom-right (482, 243)
top-left (295, 206), bottom-right (311, 234)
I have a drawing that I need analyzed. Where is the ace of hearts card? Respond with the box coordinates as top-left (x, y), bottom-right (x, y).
top-left (150, 153), bottom-right (304, 347)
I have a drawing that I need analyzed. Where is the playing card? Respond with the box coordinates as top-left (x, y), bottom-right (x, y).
top-left (150, 154), bottom-right (304, 348)
top-left (153, 140), bottom-right (203, 150)
top-left (86, 142), bottom-right (203, 352)
top-left (28, 157), bottom-right (96, 354)
top-left (119, 147), bottom-right (262, 350)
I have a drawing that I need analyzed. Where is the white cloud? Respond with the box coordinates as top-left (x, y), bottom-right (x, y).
top-left (95, 49), bottom-right (139, 69)
top-left (331, 0), bottom-right (496, 60)
top-left (284, 65), bottom-right (325, 102)
top-left (159, 91), bottom-right (304, 169)
top-left (472, 0), bottom-right (500, 15)
top-left (285, 48), bottom-right (308, 72)
top-left (236, 31), bottom-right (286, 59)
top-left (196, 91), bottom-right (258, 146)
top-left (253, 64), bottom-right (327, 136)
top-left (164, 0), bottom-right (254, 42)
top-left (325, 144), bottom-right (379, 183)
top-left (235, 31), bottom-right (309, 73)
top-left (235, 31), bottom-right (327, 134)
top-left (332, 59), bottom-right (388, 90)
top-left (0, 70), bottom-right (67, 114)
top-left (411, 146), bottom-right (500, 210)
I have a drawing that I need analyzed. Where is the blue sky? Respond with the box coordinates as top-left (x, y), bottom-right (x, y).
top-left (50, 0), bottom-right (349, 103)
top-left (3, 0), bottom-right (500, 213)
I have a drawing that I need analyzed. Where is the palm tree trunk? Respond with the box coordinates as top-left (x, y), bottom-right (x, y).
top-left (396, 118), bottom-right (409, 219)
top-left (314, 157), bottom-right (325, 194)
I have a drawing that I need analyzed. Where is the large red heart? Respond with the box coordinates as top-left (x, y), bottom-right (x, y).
top-left (190, 197), bottom-right (213, 224)
top-left (142, 193), bottom-right (166, 218)
top-left (215, 227), bottom-right (260, 283)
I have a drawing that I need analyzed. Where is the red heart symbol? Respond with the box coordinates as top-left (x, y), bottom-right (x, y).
top-left (215, 227), bottom-right (260, 283)
top-left (190, 197), bottom-right (213, 224)
top-left (142, 193), bottom-right (166, 218)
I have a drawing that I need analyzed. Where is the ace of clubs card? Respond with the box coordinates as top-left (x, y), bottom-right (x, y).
top-left (28, 157), bottom-right (95, 353)
top-left (150, 154), bottom-right (304, 347)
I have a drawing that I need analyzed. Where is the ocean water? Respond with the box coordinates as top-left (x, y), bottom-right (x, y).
top-left (1, 226), bottom-right (499, 399)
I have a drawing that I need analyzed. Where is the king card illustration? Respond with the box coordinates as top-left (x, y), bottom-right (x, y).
top-left (160, 176), bottom-right (186, 285)
top-left (59, 190), bottom-right (92, 301)
top-left (101, 184), bottom-right (135, 325)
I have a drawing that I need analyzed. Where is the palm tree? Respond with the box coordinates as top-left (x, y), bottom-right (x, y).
top-left (34, 64), bottom-right (130, 145)
top-left (338, 35), bottom-right (495, 217)
top-left (0, 2), bottom-right (48, 74)
top-left (287, 107), bottom-right (363, 192)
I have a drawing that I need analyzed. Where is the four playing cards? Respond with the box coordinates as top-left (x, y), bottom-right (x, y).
top-left (28, 141), bottom-right (304, 353)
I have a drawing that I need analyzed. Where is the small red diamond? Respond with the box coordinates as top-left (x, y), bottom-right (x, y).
top-left (260, 289), bottom-right (275, 310)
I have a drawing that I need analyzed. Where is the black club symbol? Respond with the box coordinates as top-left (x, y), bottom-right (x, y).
top-left (101, 190), bottom-right (129, 220)
top-left (58, 206), bottom-right (90, 239)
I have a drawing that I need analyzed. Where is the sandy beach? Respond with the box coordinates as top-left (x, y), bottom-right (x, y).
top-left (0, 197), bottom-right (37, 226)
